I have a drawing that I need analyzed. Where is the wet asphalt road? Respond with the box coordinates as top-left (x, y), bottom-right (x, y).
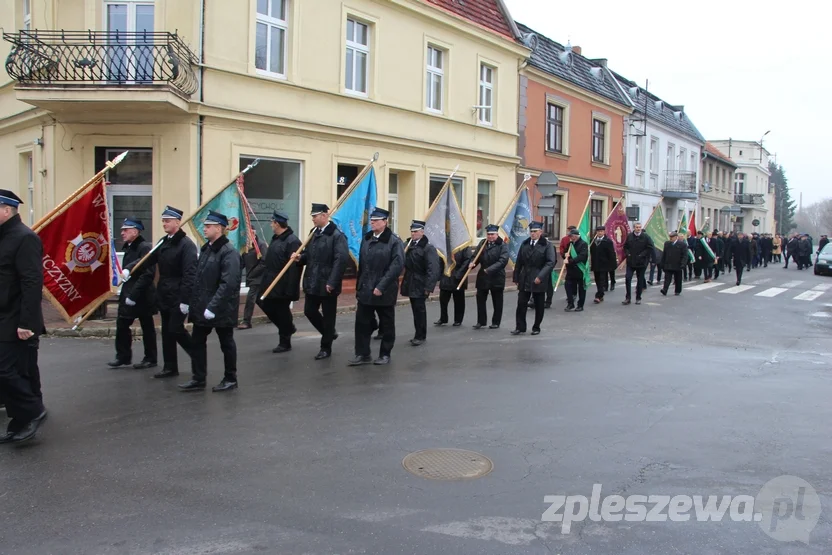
top-left (1, 265), bottom-right (831, 554)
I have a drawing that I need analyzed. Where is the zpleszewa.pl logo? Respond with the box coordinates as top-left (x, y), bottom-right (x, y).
top-left (542, 476), bottom-right (821, 542)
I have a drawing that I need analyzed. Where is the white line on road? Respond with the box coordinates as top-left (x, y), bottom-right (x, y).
top-left (687, 282), bottom-right (726, 291)
top-left (719, 285), bottom-right (755, 294)
top-left (812, 283), bottom-right (832, 291)
top-left (755, 287), bottom-right (788, 298)
top-left (810, 312), bottom-right (832, 318)
top-left (749, 278), bottom-right (772, 285)
top-left (781, 280), bottom-right (805, 288)
top-left (794, 291), bottom-right (824, 301)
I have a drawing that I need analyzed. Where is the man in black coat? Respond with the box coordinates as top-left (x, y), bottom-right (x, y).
top-left (512, 221), bottom-right (555, 335)
top-left (660, 231), bottom-right (687, 296)
top-left (686, 233), bottom-right (698, 280)
top-left (564, 229), bottom-right (589, 312)
top-left (731, 232), bottom-right (751, 285)
top-left (350, 207), bottom-right (404, 366)
top-left (818, 234), bottom-right (829, 260)
top-left (290, 203), bottom-right (348, 360)
top-left (144, 206), bottom-right (197, 379)
top-left (469, 224), bottom-right (509, 329)
top-left (238, 232), bottom-right (268, 329)
top-left (798, 235), bottom-right (812, 270)
top-left (762, 234), bottom-right (773, 267)
top-left (401, 220), bottom-right (440, 346)
top-left (785, 233), bottom-right (800, 269)
top-left (260, 211), bottom-right (301, 354)
top-left (109, 218), bottom-right (158, 369)
top-left (435, 245), bottom-right (471, 327)
top-left (589, 225), bottom-right (616, 304)
top-left (711, 231), bottom-right (725, 280)
top-left (0, 190), bottom-right (47, 444)
top-left (622, 222), bottom-right (654, 305)
top-left (695, 231), bottom-right (715, 282)
top-left (179, 211), bottom-right (242, 393)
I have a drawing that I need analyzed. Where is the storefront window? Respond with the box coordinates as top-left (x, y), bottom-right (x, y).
top-left (240, 156), bottom-right (302, 240)
top-left (476, 180), bottom-right (492, 238)
top-left (99, 147), bottom-right (153, 248)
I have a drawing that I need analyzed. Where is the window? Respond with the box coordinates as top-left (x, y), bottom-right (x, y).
top-left (99, 147), bottom-right (153, 248)
top-left (240, 155), bottom-right (302, 240)
top-left (388, 173), bottom-right (398, 235)
top-left (478, 64), bottom-right (494, 125)
top-left (546, 104), bottom-right (563, 153)
top-left (426, 46), bottom-right (444, 112)
top-left (635, 136), bottom-right (643, 170)
top-left (476, 180), bottom-right (492, 237)
top-left (345, 18), bottom-right (369, 95)
top-left (666, 144), bottom-right (675, 172)
top-left (679, 148), bottom-right (687, 171)
top-left (429, 174), bottom-right (463, 210)
top-left (690, 153), bottom-right (696, 176)
top-left (23, 0), bottom-right (31, 30)
top-left (590, 199), bottom-right (604, 231)
top-left (255, 0), bottom-right (287, 77)
top-left (722, 168), bottom-right (727, 192)
top-left (649, 137), bottom-right (658, 173)
top-left (592, 119), bottom-right (606, 163)
top-left (543, 195), bottom-right (561, 240)
top-left (106, 1), bottom-right (155, 83)
top-left (734, 172), bottom-right (746, 195)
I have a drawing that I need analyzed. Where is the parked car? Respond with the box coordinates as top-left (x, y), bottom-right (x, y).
top-left (815, 243), bottom-right (832, 276)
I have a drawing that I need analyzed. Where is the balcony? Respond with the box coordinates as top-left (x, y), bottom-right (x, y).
top-left (661, 170), bottom-right (698, 199)
top-left (734, 193), bottom-right (765, 206)
top-left (3, 30), bottom-right (198, 116)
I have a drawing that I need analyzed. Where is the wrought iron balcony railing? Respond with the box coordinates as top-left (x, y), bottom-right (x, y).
top-left (3, 30), bottom-right (199, 95)
top-left (662, 170), bottom-right (697, 194)
top-left (734, 193), bottom-right (765, 206)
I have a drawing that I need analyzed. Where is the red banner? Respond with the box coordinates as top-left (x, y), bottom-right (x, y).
top-left (605, 201), bottom-right (631, 266)
top-left (36, 180), bottom-right (114, 323)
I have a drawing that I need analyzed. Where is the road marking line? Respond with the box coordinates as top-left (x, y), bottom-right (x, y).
top-left (812, 283), bottom-right (832, 291)
top-left (756, 287), bottom-right (788, 297)
top-left (794, 291), bottom-right (824, 301)
top-left (749, 278), bottom-right (772, 285)
top-left (719, 285), bottom-right (755, 294)
top-left (810, 312), bottom-right (832, 318)
top-left (781, 280), bottom-right (805, 288)
top-left (687, 282), bottom-right (726, 291)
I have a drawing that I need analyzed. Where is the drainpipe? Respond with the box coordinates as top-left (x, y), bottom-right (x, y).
top-left (196, 0), bottom-right (206, 205)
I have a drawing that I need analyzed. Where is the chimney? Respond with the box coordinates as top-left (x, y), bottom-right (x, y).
top-left (572, 45), bottom-right (582, 56)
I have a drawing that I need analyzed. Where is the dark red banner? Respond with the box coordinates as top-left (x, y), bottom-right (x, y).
top-left (605, 202), bottom-right (631, 266)
top-left (36, 180), bottom-right (114, 323)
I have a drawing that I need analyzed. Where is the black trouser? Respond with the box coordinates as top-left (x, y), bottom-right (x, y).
top-left (546, 276), bottom-right (554, 305)
top-left (355, 303), bottom-right (395, 358)
top-left (663, 270), bottom-right (683, 294)
top-left (735, 265), bottom-right (744, 284)
top-left (260, 298), bottom-right (295, 347)
top-left (115, 312), bottom-right (157, 363)
top-left (694, 260), bottom-right (703, 278)
top-left (191, 325), bottom-right (236, 383)
top-left (439, 289), bottom-right (465, 324)
top-left (609, 270), bottom-right (616, 290)
top-left (649, 263), bottom-right (663, 283)
top-left (727, 257), bottom-right (733, 272)
top-left (516, 290), bottom-right (545, 332)
top-left (704, 264), bottom-right (714, 280)
top-left (0, 340), bottom-right (45, 424)
top-left (593, 270), bottom-right (608, 299)
top-left (304, 294), bottom-right (338, 351)
top-left (160, 309), bottom-right (192, 371)
top-left (625, 265), bottom-right (647, 300)
top-left (409, 297), bottom-right (427, 340)
top-left (242, 279), bottom-right (261, 324)
top-left (763, 252), bottom-right (770, 267)
top-left (566, 279), bottom-right (587, 308)
top-left (476, 288), bottom-right (503, 326)
top-left (714, 261), bottom-right (721, 279)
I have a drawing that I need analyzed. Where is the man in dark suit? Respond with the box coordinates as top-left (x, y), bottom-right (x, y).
top-left (731, 232), bottom-right (751, 285)
top-left (589, 225), bottom-right (616, 304)
top-left (469, 225), bottom-right (509, 329)
top-left (660, 231), bottom-right (687, 296)
top-left (260, 211), bottom-right (302, 354)
top-left (512, 221), bottom-right (555, 335)
top-left (622, 223), bottom-right (654, 305)
top-left (564, 229), bottom-right (589, 312)
top-left (401, 220), bottom-right (440, 347)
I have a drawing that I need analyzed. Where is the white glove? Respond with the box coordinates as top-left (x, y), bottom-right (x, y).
top-left (204, 308), bottom-right (215, 320)
top-left (121, 269), bottom-right (130, 280)
top-left (125, 298), bottom-right (136, 306)
top-left (180, 303), bottom-right (189, 315)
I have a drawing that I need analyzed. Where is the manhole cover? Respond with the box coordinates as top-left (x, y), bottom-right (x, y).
top-left (402, 448), bottom-right (493, 480)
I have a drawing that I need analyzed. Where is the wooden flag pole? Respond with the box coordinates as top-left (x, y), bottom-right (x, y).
top-left (259, 152), bottom-right (379, 301)
top-left (71, 296), bottom-right (110, 330)
top-left (554, 192), bottom-right (594, 292)
top-left (32, 151), bottom-right (129, 233)
top-left (456, 174), bottom-right (531, 290)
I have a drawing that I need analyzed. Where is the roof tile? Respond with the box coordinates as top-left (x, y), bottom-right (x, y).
top-left (425, 0), bottom-right (514, 38)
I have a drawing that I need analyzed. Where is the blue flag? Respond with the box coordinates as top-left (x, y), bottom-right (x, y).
top-left (500, 187), bottom-right (532, 265)
top-left (110, 240), bottom-right (121, 288)
top-left (188, 181), bottom-right (252, 253)
top-left (331, 166), bottom-right (378, 264)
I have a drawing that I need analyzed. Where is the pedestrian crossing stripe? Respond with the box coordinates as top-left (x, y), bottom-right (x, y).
top-left (812, 283), bottom-right (832, 292)
top-left (781, 280), bottom-right (805, 288)
top-left (719, 285), bottom-right (755, 294)
top-left (794, 291), bottom-right (824, 301)
top-left (686, 282), bottom-right (724, 291)
top-left (755, 287), bottom-right (788, 297)
top-left (749, 278), bottom-right (772, 285)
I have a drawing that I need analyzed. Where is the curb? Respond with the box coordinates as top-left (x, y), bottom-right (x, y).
top-left (46, 286), bottom-right (521, 338)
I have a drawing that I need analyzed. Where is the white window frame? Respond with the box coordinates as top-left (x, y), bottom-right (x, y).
top-left (666, 143), bottom-right (675, 172)
top-left (255, 0), bottom-right (288, 78)
top-left (679, 147), bottom-right (687, 171)
top-left (23, 152), bottom-right (34, 225)
top-left (426, 45), bottom-right (445, 113)
top-left (591, 112), bottom-right (611, 165)
top-left (23, 0), bottom-right (31, 30)
top-left (345, 17), bottom-right (369, 96)
top-left (634, 135), bottom-right (642, 170)
top-left (734, 172), bottom-right (746, 195)
top-left (103, 0), bottom-right (155, 83)
top-left (477, 63), bottom-right (494, 125)
top-left (388, 172), bottom-right (399, 235)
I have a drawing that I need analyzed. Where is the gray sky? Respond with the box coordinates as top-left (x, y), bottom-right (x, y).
top-left (504, 0), bottom-right (831, 206)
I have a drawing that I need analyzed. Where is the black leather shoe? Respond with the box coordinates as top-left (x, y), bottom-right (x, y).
top-left (153, 368), bottom-right (179, 379)
top-left (272, 345), bottom-right (291, 353)
top-left (622, 299), bottom-right (631, 305)
top-left (575, 307), bottom-right (584, 312)
top-left (0, 431), bottom-right (15, 444)
top-left (107, 360), bottom-right (131, 368)
top-left (544, 303), bottom-right (552, 309)
top-left (133, 361), bottom-right (157, 370)
top-left (565, 305), bottom-right (575, 312)
top-left (531, 329), bottom-right (540, 335)
top-left (212, 380), bottom-right (238, 392)
top-left (178, 380), bottom-right (206, 391)
top-left (348, 355), bottom-right (373, 366)
top-left (452, 322), bottom-right (462, 327)
top-left (11, 411), bottom-right (47, 443)
top-left (675, 292), bottom-right (681, 296)
top-left (610, 283), bottom-right (615, 291)
top-left (473, 323), bottom-right (484, 329)
top-left (434, 320), bottom-right (447, 326)
top-left (333, 332), bottom-right (339, 341)
top-left (489, 324), bottom-right (500, 329)
top-left (315, 350), bottom-right (331, 360)
top-left (510, 329), bottom-right (525, 335)
top-left (660, 289), bottom-right (667, 296)
top-left (410, 338), bottom-right (425, 346)
top-left (635, 298), bottom-right (642, 305)
top-left (373, 356), bottom-right (391, 365)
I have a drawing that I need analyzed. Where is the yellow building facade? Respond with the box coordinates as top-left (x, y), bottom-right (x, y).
top-left (1, 0), bottom-right (527, 246)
